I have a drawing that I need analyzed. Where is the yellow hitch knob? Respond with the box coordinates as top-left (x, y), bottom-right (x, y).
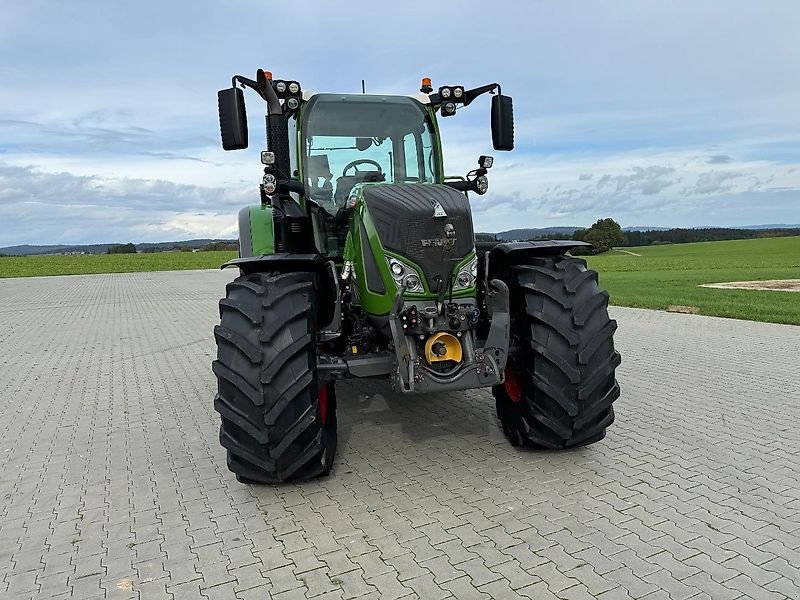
top-left (424, 333), bottom-right (463, 364)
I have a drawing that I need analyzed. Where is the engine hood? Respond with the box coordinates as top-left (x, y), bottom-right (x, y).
top-left (359, 183), bottom-right (475, 292)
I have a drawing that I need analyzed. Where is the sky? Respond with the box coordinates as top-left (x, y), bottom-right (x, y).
top-left (1, 1), bottom-right (799, 246)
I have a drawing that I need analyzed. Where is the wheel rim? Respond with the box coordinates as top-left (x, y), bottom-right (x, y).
top-left (504, 368), bottom-right (522, 403)
top-left (319, 383), bottom-right (329, 425)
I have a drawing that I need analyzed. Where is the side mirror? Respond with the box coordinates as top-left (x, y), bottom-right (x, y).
top-left (217, 87), bottom-right (248, 150)
top-left (491, 95), bottom-right (514, 151)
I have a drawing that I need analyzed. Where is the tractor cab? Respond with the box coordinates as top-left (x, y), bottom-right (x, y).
top-left (301, 94), bottom-right (440, 215)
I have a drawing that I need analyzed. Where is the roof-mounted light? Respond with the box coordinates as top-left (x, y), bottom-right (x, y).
top-left (420, 77), bottom-right (433, 93)
top-left (439, 86), bottom-right (466, 105)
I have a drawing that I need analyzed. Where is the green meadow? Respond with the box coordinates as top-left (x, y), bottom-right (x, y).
top-left (587, 236), bottom-right (800, 325)
top-left (2, 237), bottom-right (798, 325)
top-left (0, 251), bottom-right (238, 278)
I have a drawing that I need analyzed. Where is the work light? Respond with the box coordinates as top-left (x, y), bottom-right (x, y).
top-left (441, 102), bottom-right (456, 116)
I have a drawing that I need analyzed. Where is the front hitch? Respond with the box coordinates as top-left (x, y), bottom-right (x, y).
top-left (387, 279), bottom-right (510, 393)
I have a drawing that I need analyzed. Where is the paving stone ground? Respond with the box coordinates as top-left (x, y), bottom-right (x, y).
top-left (0, 269), bottom-right (799, 600)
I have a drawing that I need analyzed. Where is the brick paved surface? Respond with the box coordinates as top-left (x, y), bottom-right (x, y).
top-left (1, 270), bottom-right (799, 600)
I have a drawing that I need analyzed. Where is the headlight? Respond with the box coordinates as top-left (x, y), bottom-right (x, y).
top-left (386, 257), bottom-right (424, 293)
top-left (475, 175), bottom-right (489, 194)
top-left (263, 173), bottom-right (277, 195)
top-left (454, 256), bottom-right (478, 290)
top-left (404, 274), bottom-right (422, 291)
top-left (286, 97), bottom-right (300, 110)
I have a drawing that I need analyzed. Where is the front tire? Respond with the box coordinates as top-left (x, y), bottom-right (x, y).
top-left (493, 255), bottom-right (621, 449)
top-left (213, 271), bottom-right (337, 483)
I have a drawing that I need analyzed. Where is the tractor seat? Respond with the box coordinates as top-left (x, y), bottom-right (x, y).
top-left (334, 172), bottom-right (385, 207)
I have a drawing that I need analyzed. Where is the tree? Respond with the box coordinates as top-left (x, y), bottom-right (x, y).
top-left (107, 243), bottom-right (137, 254)
top-left (579, 218), bottom-right (624, 253)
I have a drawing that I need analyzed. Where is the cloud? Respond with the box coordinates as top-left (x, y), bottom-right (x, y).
top-left (0, 163), bottom-right (245, 246)
top-left (707, 154), bottom-right (734, 164)
top-left (596, 166), bottom-right (677, 196)
top-left (692, 170), bottom-right (743, 195)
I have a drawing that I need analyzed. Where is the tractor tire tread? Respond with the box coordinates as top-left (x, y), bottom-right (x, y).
top-left (494, 255), bottom-right (621, 449)
top-left (213, 271), bottom-right (336, 484)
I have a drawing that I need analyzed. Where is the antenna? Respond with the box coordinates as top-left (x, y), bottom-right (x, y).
top-left (361, 79), bottom-right (366, 94)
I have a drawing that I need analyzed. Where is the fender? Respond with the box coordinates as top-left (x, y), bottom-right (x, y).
top-left (221, 253), bottom-right (339, 335)
top-left (479, 240), bottom-right (591, 281)
top-left (221, 253), bottom-right (327, 274)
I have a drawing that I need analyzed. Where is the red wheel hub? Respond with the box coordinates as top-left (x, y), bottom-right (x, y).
top-left (319, 384), bottom-right (329, 425)
top-left (504, 368), bottom-right (522, 403)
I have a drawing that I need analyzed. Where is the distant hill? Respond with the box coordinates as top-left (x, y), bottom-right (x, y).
top-left (477, 227), bottom-right (581, 241)
top-left (496, 227), bottom-right (581, 240)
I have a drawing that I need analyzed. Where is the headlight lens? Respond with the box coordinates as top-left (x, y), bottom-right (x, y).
top-left (288, 81), bottom-right (300, 94)
top-left (404, 274), bottom-right (421, 291)
top-left (475, 175), bottom-right (489, 194)
top-left (263, 173), bottom-right (277, 195)
top-left (275, 81), bottom-right (287, 93)
top-left (453, 86), bottom-right (464, 99)
top-left (454, 256), bottom-right (478, 290)
top-left (440, 87), bottom-right (451, 99)
top-left (387, 257), bottom-right (423, 292)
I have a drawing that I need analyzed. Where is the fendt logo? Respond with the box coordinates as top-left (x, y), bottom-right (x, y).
top-left (421, 223), bottom-right (457, 249)
top-left (430, 199), bottom-right (448, 218)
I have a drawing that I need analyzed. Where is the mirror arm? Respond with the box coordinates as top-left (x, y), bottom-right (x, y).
top-left (462, 83), bottom-right (501, 107)
top-left (232, 75), bottom-right (261, 95)
top-left (232, 74), bottom-right (282, 116)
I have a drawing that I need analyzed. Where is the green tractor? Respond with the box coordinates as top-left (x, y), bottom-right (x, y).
top-left (213, 69), bottom-right (621, 483)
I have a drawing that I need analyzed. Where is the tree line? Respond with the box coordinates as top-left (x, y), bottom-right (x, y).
top-left (479, 220), bottom-right (800, 255)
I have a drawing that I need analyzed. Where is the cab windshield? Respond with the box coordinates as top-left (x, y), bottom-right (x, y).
top-left (301, 94), bottom-right (439, 212)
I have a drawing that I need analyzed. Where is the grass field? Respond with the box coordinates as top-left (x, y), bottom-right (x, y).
top-left (0, 251), bottom-right (238, 278)
top-left (2, 237), bottom-right (798, 325)
top-left (587, 236), bottom-right (800, 325)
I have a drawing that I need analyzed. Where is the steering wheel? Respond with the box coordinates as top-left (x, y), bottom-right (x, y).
top-left (342, 159), bottom-right (384, 178)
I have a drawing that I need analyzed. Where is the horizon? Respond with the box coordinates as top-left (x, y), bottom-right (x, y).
top-left (4, 223), bottom-right (800, 252)
top-left (2, 2), bottom-right (799, 246)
